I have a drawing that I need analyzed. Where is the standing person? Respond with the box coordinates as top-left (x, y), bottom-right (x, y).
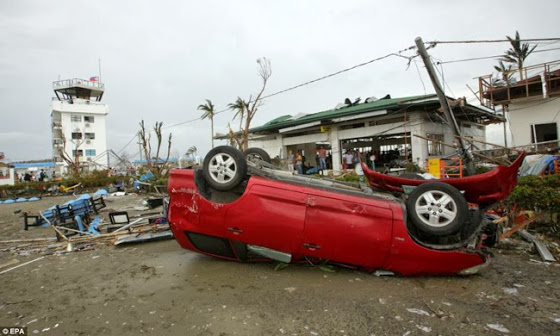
top-left (38, 169), bottom-right (45, 182)
top-left (287, 150), bottom-right (295, 174)
top-left (316, 145), bottom-right (327, 170)
top-left (369, 152), bottom-right (376, 171)
top-left (296, 151), bottom-right (303, 175)
top-left (344, 151), bottom-right (354, 169)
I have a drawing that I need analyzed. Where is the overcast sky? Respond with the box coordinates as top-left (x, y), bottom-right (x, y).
top-left (1, 0), bottom-right (559, 162)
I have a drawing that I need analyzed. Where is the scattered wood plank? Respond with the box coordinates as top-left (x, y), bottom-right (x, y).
top-left (40, 213), bottom-right (69, 241)
top-left (499, 211), bottom-right (540, 240)
top-left (4, 299), bottom-right (33, 305)
top-left (0, 256), bottom-right (44, 275)
top-left (55, 226), bottom-right (94, 235)
top-left (0, 237), bottom-right (57, 245)
top-left (0, 259), bottom-right (20, 270)
top-left (112, 218), bottom-right (145, 233)
top-left (114, 231), bottom-right (173, 245)
top-left (454, 134), bottom-right (512, 151)
top-left (67, 225), bottom-right (170, 243)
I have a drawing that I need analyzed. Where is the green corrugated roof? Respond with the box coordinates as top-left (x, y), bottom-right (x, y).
top-left (249, 94), bottom-right (437, 133)
top-left (262, 114), bottom-right (293, 126)
top-left (215, 94), bottom-right (502, 139)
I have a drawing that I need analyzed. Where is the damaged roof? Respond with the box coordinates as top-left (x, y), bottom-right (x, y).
top-left (228, 94), bottom-right (503, 137)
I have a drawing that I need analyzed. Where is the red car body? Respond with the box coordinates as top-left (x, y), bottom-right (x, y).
top-left (167, 169), bottom-right (489, 276)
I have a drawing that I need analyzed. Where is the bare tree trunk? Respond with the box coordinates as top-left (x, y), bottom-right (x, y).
top-left (165, 133), bottom-right (172, 165)
top-left (210, 117), bottom-right (214, 149)
top-left (154, 122), bottom-right (163, 162)
top-left (57, 129), bottom-right (82, 176)
top-left (139, 120), bottom-right (152, 168)
top-left (239, 57), bottom-right (271, 150)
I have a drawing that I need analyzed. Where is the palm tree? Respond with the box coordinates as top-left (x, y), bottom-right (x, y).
top-left (197, 99), bottom-right (215, 148)
top-left (500, 31), bottom-right (537, 80)
top-left (228, 97), bottom-right (248, 149)
top-left (228, 97), bottom-right (247, 125)
top-left (494, 61), bottom-right (514, 83)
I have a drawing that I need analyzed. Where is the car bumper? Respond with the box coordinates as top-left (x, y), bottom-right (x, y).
top-left (458, 256), bottom-right (491, 275)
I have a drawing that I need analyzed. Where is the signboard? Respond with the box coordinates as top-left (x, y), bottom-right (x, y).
top-left (427, 158), bottom-right (442, 178)
top-left (320, 126), bottom-right (331, 133)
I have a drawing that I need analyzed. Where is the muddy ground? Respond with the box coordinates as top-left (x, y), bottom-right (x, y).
top-left (0, 195), bottom-right (559, 336)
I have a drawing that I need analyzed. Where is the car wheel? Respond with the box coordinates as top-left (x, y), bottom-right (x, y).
top-left (243, 148), bottom-right (271, 163)
top-left (203, 146), bottom-right (248, 191)
top-left (406, 182), bottom-right (467, 236)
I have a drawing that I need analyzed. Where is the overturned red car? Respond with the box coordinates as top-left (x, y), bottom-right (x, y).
top-left (166, 146), bottom-right (512, 276)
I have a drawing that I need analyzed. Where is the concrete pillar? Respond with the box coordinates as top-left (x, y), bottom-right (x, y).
top-left (329, 126), bottom-right (342, 174)
top-left (303, 143), bottom-right (317, 167)
top-left (411, 123), bottom-right (428, 168)
top-left (411, 130), bottom-right (427, 168)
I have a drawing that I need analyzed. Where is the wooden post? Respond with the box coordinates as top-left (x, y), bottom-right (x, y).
top-left (415, 37), bottom-right (474, 175)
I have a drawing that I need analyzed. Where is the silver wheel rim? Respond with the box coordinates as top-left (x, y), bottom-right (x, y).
top-left (414, 190), bottom-right (457, 228)
top-left (208, 153), bottom-right (237, 184)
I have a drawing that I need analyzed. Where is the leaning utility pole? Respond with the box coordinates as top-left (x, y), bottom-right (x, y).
top-left (415, 36), bottom-right (474, 174)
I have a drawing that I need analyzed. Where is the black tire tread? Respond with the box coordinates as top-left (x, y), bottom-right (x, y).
top-left (243, 148), bottom-right (271, 163)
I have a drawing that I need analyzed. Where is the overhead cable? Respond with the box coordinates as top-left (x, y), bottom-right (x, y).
top-left (425, 38), bottom-right (560, 45)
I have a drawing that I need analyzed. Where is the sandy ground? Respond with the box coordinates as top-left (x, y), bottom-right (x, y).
top-left (0, 196), bottom-right (559, 336)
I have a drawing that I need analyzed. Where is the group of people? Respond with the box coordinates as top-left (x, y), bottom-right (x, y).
top-left (16, 169), bottom-right (54, 183)
top-left (285, 146), bottom-right (410, 174)
top-left (287, 145), bottom-right (331, 175)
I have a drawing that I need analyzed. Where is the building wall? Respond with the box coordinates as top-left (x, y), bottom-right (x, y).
top-left (52, 99), bottom-right (109, 174)
top-left (248, 112), bottom-right (488, 174)
top-left (248, 136), bottom-right (285, 159)
top-left (507, 98), bottom-right (560, 146)
top-left (0, 168), bottom-right (14, 186)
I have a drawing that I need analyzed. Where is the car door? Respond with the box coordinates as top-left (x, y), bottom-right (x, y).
top-left (300, 193), bottom-right (393, 268)
top-left (225, 183), bottom-right (307, 254)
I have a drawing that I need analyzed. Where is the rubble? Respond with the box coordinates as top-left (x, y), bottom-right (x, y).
top-left (0, 191), bottom-right (172, 258)
top-left (518, 230), bottom-right (556, 262)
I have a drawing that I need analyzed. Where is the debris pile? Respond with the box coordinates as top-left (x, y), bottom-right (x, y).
top-left (1, 192), bottom-right (171, 257)
top-left (490, 210), bottom-right (558, 262)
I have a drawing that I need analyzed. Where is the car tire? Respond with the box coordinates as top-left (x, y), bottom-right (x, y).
top-left (243, 148), bottom-right (271, 163)
top-left (406, 182), bottom-right (467, 236)
top-left (203, 146), bottom-right (248, 191)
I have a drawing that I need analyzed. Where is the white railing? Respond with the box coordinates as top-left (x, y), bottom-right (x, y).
top-left (53, 78), bottom-right (104, 89)
top-left (51, 97), bottom-right (105, 105)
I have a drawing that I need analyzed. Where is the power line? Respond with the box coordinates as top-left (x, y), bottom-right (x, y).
top-left (261, 46), bottom-right (416, 100)
top-left (437, 47), bottom-right (560, 65)
top-left (158, 45), bottom-right (417, 130)
top-left (115, 133), bottom-right (138, 155)
top-left (425, 38), bottom-right (560, 45)
top-left (412, 59), bottom-right (427, 95)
